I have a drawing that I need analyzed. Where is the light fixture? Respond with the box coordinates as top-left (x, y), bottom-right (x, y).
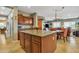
top-left (54, 6), bottom-right (64, 20)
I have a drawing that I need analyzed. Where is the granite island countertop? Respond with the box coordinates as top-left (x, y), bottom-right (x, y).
top-left (20, 30), bottom-right (56, 37)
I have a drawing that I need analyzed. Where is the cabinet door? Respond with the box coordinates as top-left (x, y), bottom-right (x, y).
top-left (41, 34), bottom-right (57, 53)
top-left (24, 17), bottom-right (28, 24)
top-left (24, 34), bottom-right (31, 52)
top-left (24, 17), bottom-right (33, 25)
top-left (18, 15), bottom-right (24, 24)
top-left (52, 33), bottom-right (57, 47)
top-left (32, 42), bottom-right (40, 53)
top-left (29, 18), bottom-right (33, 24)
top-left (19, 32), bottom-right (25, 48)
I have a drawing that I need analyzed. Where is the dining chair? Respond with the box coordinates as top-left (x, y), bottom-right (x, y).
top-left (57, 28), bottom-right (64, 40)
top-left (63, 29), bottom-right (68, 42)
top-left (67, 28), bottom-right (71, 36)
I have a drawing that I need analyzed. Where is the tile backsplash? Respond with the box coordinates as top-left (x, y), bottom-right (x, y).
top-left (18, 25), bottom-right (31, 29)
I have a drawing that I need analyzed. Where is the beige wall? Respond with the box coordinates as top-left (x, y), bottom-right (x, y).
top-left (18, 11), bottom-right (30, 17)
top-left (33, 15), bottom-right (38, 27)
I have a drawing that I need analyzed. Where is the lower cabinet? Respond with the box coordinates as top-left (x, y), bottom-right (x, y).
top-left (19, 32), bottom-right (57, 53)
top-left (24, 34), bottom-right (41, 53)
top-left (19, 32), bottom-right (25, 48)
top-left (24, 34), bottom-right (31, 52)
top-left (41, 34), bottom-right (57, 53)
top-left (31, 36), bottom-right (41, 53)
top-left (32, 42), bottom-right (40, 53)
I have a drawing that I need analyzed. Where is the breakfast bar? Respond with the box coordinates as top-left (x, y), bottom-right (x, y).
top-left (19, 30), bottom-right (57, 53)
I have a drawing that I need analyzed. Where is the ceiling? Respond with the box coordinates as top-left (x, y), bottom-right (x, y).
top-left (17, 6), bottom-right (79, 20)
top-left (0, 7), bottom-right (11, 17)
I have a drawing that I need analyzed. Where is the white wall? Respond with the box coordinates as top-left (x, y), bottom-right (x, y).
top-left (6, 9), bottom-right (13, 38)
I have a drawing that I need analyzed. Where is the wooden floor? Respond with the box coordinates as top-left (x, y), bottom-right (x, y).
top-left (0, 36), bottom-right (25, 53)
top-left (55, 36), bottom-right (79, 53)
top-left (0, 34), bottom-right (79, 53)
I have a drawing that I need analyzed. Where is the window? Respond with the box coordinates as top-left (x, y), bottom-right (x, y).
top-left (53, 22), bottom-right (61, 28)
top-left (64, 22), bottom-right (75, 29)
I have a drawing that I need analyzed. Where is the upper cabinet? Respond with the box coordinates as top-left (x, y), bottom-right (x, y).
top-left (24, 17), bottom-right (33, 25)
top-left (18, 14), bottom-right (33, 25)
top-left (18, 14), bottom-right (24, 24)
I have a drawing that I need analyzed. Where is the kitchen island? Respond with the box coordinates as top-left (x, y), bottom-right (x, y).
top-left (19, 30), bottom-right (57, 53)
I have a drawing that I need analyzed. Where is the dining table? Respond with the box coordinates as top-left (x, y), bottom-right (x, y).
top-left (55, 30), bottom-right (64, 40)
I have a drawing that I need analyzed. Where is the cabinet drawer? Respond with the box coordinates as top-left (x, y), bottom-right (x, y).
top-left (32, 36), bottom-right (41, 43)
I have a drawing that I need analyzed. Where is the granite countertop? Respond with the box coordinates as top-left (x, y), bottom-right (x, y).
top-left (20, 30), bottom-right (56, 37)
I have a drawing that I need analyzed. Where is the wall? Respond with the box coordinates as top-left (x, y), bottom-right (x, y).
top-left (6, 8), bottom-right (15, 39)
top-left (33, 15), bottom-right (38, 27)
top-left (7, 7), bottom-right (18, 40)
top-left (12, 7), bottom-right (18, 40)
top-left (0, 18), bottom-right (7, 29)
top-left (18, 11), bottom-right (30, 17)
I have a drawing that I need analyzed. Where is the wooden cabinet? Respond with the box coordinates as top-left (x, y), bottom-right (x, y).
top-left (24, 34), bottom-right (31, 52)
top-left (19, 31), bottom-right (57, 53)
top-left (32, 42), bottom-right (40, 53)
top-left (29, 18), bottom-right (32, 24)
top-left (31, 36), bottom-right (41, 53)
top-left (41, 34), bottom-right (57, 53)
top-left (19, 32), bottom-right (25, 48)
top-left (24, 17), bottom-right (28, 24)
top-left (24, 17), bottom-right (33, 25)
top-left (18, 14), bottom-right (24, 24)
top-left (18, 14), bottom-right (33, 25)
top-left (32, 36), bottom-right (41, 43)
